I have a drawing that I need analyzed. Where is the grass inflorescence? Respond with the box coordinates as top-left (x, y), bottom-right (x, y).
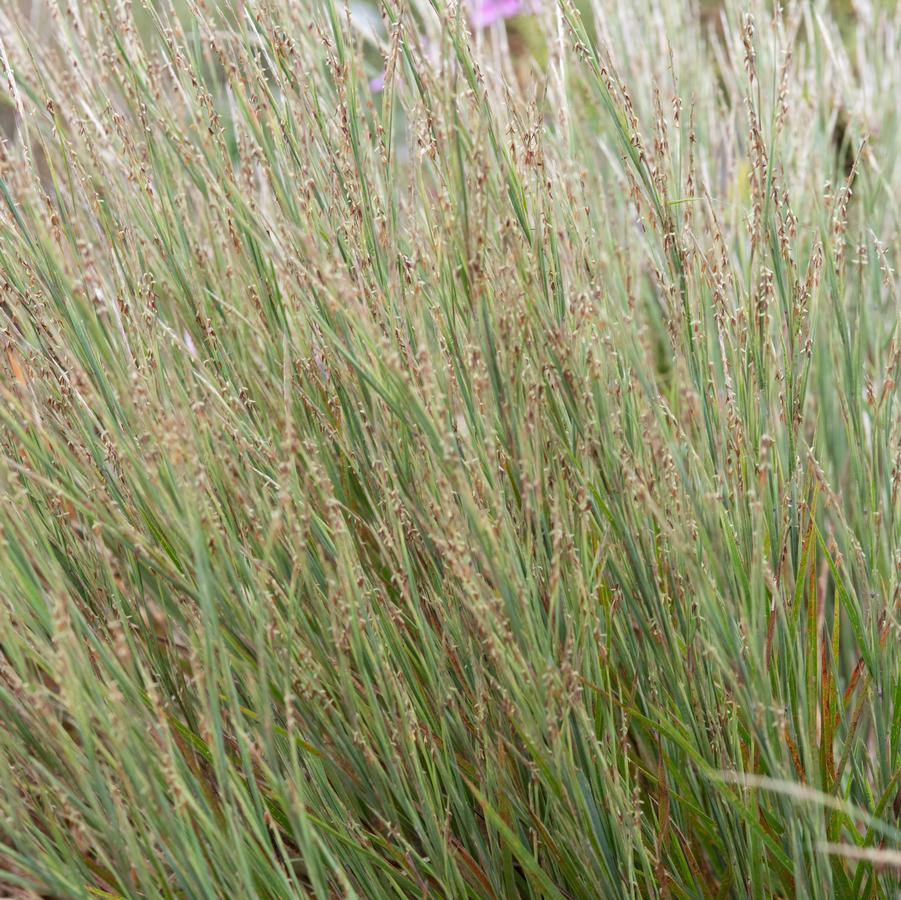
top-left (0, 0), bottom-right (899, 896)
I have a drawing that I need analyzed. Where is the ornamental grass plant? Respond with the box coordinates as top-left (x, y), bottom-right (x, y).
top-left (0, 0), bottom-right (899, 896)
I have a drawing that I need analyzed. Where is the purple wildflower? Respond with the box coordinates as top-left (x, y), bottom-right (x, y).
top-left (369, 71), bottom-right (386, 93)
top-left (470, 0), bottom-right (523, 28)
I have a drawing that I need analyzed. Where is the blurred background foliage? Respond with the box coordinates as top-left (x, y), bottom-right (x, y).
top-left (0, 0), bottom-right (881, 186)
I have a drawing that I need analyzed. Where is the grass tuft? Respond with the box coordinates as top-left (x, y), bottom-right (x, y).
top-left (0, 0), bottom-right (899, 896)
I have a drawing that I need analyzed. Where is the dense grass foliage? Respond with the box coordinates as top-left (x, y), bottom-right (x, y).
top-left (0, 0), bottom-right (899, 896)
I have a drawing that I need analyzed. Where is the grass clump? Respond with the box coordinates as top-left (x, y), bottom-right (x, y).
top-left (0, 0), bottom-right (899, 896)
